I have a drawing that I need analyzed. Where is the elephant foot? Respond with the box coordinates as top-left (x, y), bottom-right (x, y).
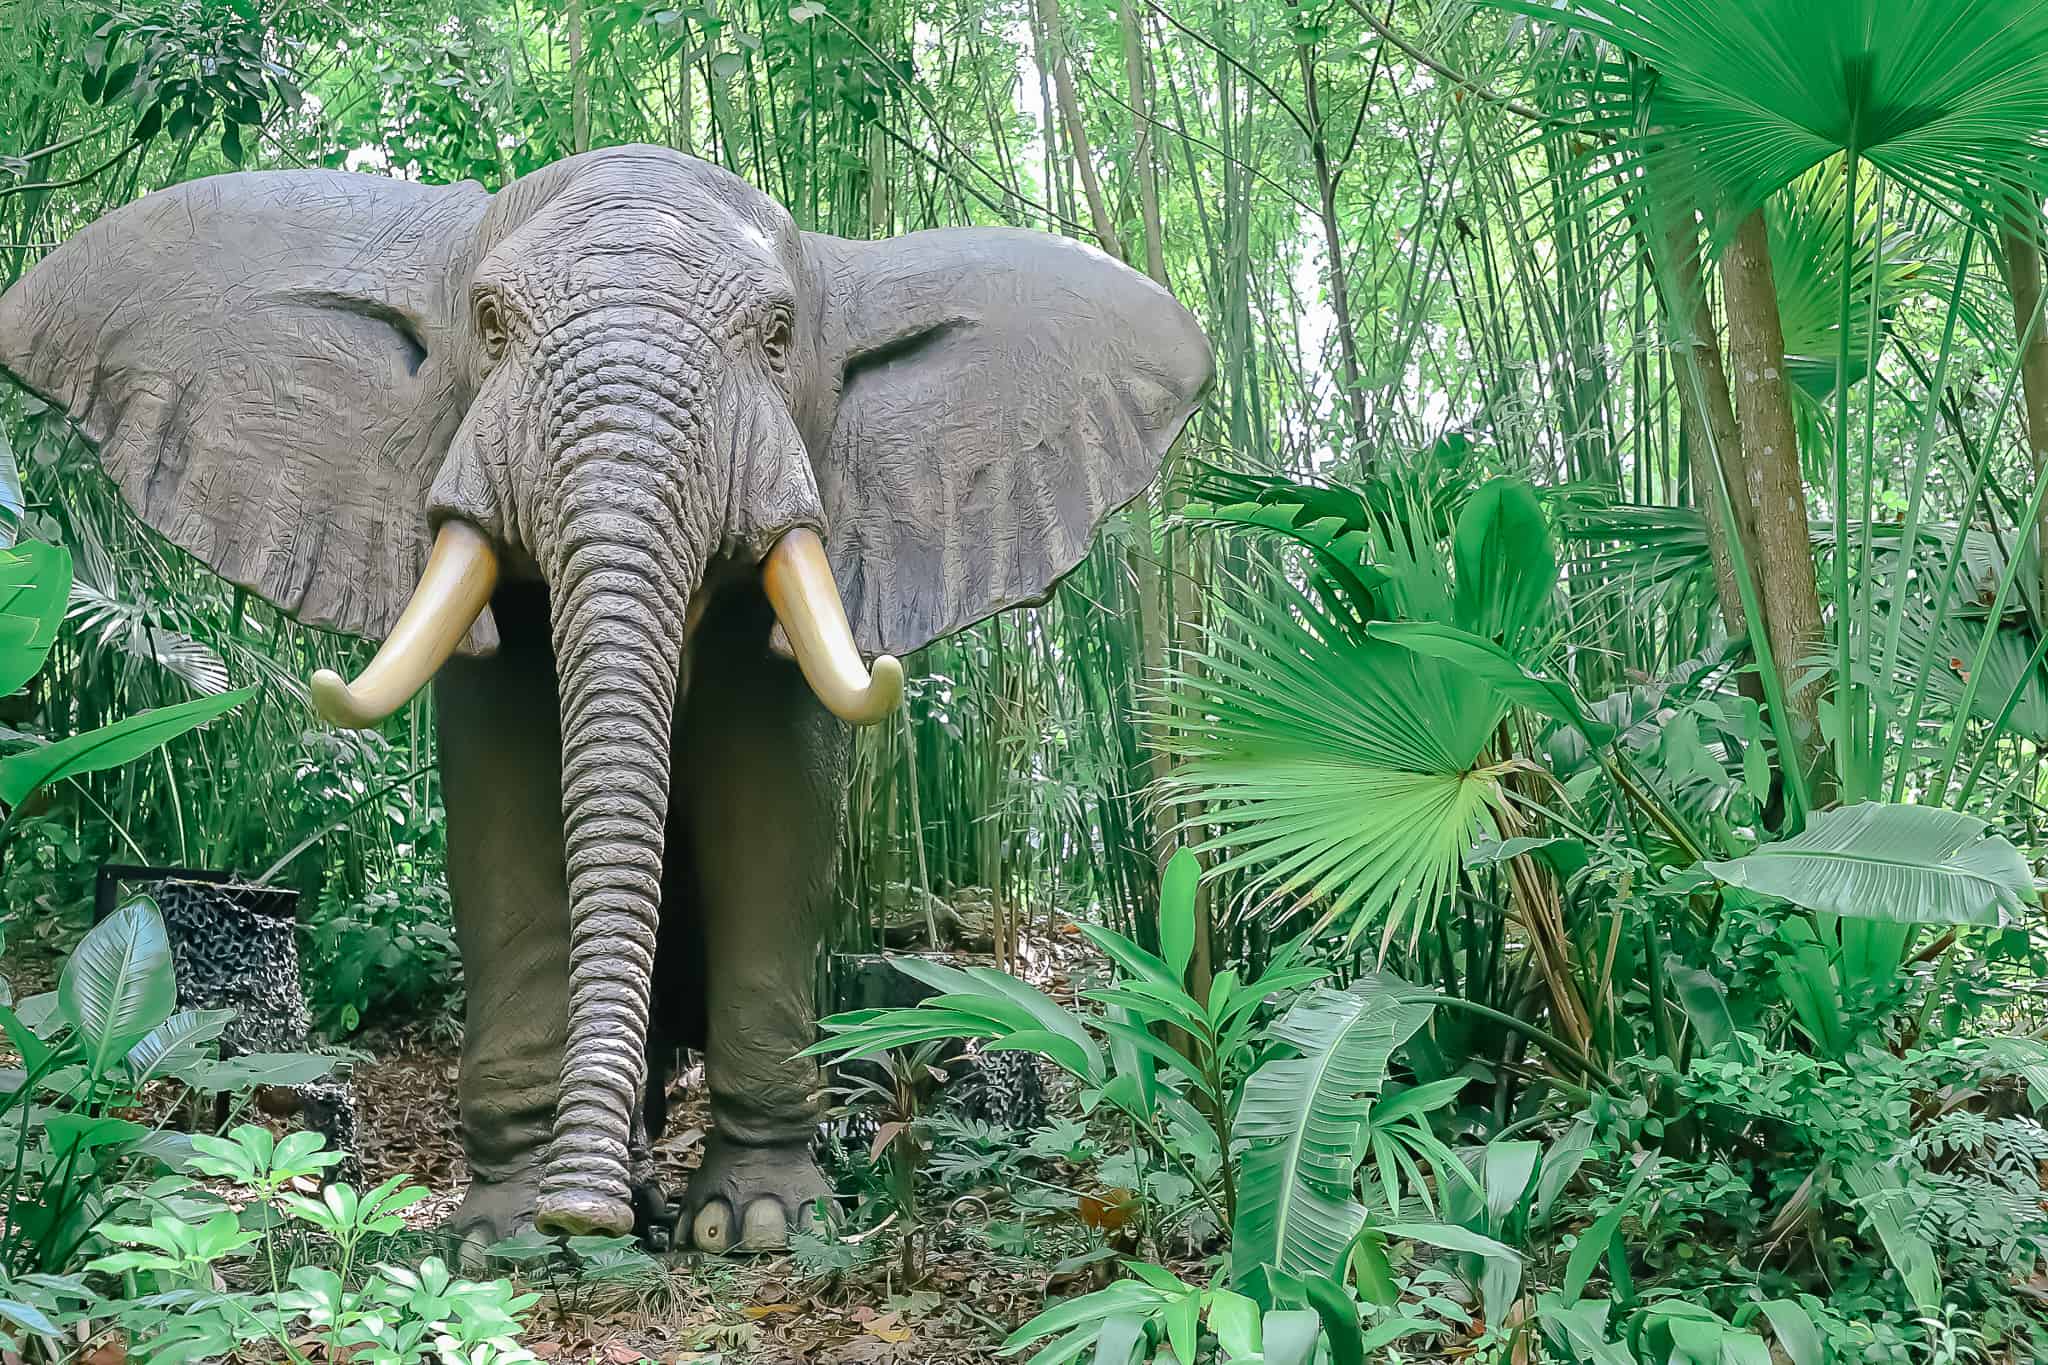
top-left (450, 1168), bottom-right (675, 1267)
top-left (449, 1172), bottom-right (542, 1271)
top-left (684, 1133), bottom-right (832, 1253)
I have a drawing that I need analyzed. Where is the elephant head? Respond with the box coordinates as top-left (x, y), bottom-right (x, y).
top-left (0, 146), bottom-right (1213, 1235)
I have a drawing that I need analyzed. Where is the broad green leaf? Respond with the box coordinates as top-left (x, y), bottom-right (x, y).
top-left (889, 958), bottom-right (1103, 1083)
top-left (1757, 1300), bottom-right (1825, 1365)
top-left (1481, 1140), bottom-right (1542, 1227)
top-left (1664, 958), bottom-right (1751, 1062)
top-left (1179, 482), bottom-right (1386, 610)
top-left (1370, 620), bottom-right (1616, 748)
top-left (0, 687), bottom-right (256, 808)
top-left (1538, 1295), bottom-right (1637, 1365)
top-left (1234, 985), bottom-right (1434, 1284)
top-left (1562, 1155), bottom-right (1660, 1303)
top-left (1001, 1279), bottom-right (1172, 1355)
top-left (1531, 1120), bottom-right (1595, 1227)
top-left (1453, 477), bottom-right (1556, 657)
top-left (58, 898), bottom-right (175, 1081)
top-left (1261, 1310), bottom-right (1322, 1365)
top-left (1100, 1006), bottom-right (1160, 1119)
top-left (1704, 802), bottom-right (2036, 925)
top-left (125, 1008), bottom-right (234, 1083)
top-left (192, 1052), bottom-right (337, 1092)
top-left (0, 1298), bottom-right (59, 1340)
top-left (1298, 1273), bottom-right (1365, 1365)
top-left (1369, 1076), bottom-right (1467, 1127)
top-left (1346, 1226), bottom-right (1398, 1307)
top-left (1159, 847), bottom-right (1199, 988)
top-left (43, 1111), bottom-right (147, 1154)
top-left (1381, 1220), bottom-right (1522, 1262)
top-left (1844, 1161), bottom-right (1940, 1315)
top-left (1164, 1291), bottom-right (1201, 1365)
top-left (0, 541), bottom-right (68, 697)
top-left (1204, 1290), bottom-right (1262, 1360)
top-left (1091, 1313), bottom-right (1147, 1365)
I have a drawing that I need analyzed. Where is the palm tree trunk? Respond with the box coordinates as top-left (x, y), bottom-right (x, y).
top-left (2003, 218), bottom-right (2048, 624)
top-left (1723, 208), bottom-right (1830, 791)
top-left (1650, 208), bottom-right (1761, 651)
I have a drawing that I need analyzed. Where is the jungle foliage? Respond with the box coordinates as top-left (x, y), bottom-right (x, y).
top-left (5, 0), bottom-right (2048, 1360)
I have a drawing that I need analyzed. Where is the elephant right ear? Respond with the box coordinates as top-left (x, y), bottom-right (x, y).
top-left (0, 171), bottom-right (492, 646)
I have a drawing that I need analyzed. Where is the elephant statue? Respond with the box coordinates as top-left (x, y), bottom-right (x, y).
top-left (0, 145), bottom-right (1213, 1250)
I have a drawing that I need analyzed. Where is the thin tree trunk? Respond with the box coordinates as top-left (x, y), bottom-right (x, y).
top-left (1026, 0), bottom-right (1066, 232)
top-left (1118, 0), bottom-right (1175, 888)
top-left (1037, 0), bottom-right (1124, 259)
top-left (1121, 0), bottom-right (1167, 285)
top-left (1723, 209), bottom-right (1830, 785)
top-left (1286, 1), bottom-right (1370, 457)
top-left (2003, 218), bottom-right (2048, 623)
top-left (568, 0), bottom-right (590, 154)
top-left (676, 33), bottom-right (694, 155)
top-left (867, 122), bottom-right (889, 236)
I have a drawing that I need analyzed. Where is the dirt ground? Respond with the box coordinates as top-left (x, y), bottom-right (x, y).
top-left (348, 1035), bottom-right (1050, 1365)
top-left (341, 920), bottom-right (1121, 1364)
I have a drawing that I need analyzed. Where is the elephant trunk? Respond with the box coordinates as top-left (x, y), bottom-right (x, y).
top-left (530, 362), bottom-right (705, 1236)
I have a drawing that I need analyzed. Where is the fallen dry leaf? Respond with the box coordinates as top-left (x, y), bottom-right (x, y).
top-left (865, 1311), bottom-right (912, 1344)
top-left (79, 1337), bottom-right (127, 1365)
top-left (744, 1303), bottom-right (802, 1319)
top-left (1078, 1187), bottom-right (1137, 1231)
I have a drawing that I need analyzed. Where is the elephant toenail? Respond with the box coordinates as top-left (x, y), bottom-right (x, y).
top-left (740, 1198), bottom-right (788, 1249)
top-left (693, 1199), bottom-right (735, 1252)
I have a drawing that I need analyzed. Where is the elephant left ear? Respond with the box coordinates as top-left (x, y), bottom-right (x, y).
top-left (799, 228), bottom-right (1214, 657)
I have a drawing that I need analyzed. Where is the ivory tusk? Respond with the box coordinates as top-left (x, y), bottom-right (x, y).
top-left (310, 521), bottom-right (499, 728)
top-left (762, 527), bottom-right (904, 726)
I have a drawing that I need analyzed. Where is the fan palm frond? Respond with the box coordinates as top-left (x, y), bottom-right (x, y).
top-left (1497, 0), bottom-right (2048, 233)
top-left (1770, 156), bottom-right (1924, 400)
top-left (1162, 576), bottom-right (1507, 946)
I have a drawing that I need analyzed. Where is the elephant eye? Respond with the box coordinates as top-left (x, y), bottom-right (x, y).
top-left (475, 290), bottom-right (510, 362)
top-left (762, 312), bottom-right (792, 369)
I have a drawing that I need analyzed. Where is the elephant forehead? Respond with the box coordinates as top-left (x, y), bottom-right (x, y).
top-left (506, 204), bottom-right (794, 318)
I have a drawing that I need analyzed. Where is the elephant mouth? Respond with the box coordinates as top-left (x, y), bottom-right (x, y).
top-left (308, 520), bottom-right (903, 729)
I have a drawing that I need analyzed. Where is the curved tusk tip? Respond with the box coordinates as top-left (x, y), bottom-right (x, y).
top-left (873, 653), bottom-right (904, 700)
top-left (846, 654), bottom-right (905, 727)
top-left (309, 669), bottom-right (376, 729)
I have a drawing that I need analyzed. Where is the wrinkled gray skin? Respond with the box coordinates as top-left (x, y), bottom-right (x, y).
top-left (0, 146), bottom-right (1213, 1251)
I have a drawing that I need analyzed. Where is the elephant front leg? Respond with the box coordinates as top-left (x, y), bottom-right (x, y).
top-left (679, 606), bottom-right (846, 1252)
top-left (439, 619), bottom-right (569, 1250)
